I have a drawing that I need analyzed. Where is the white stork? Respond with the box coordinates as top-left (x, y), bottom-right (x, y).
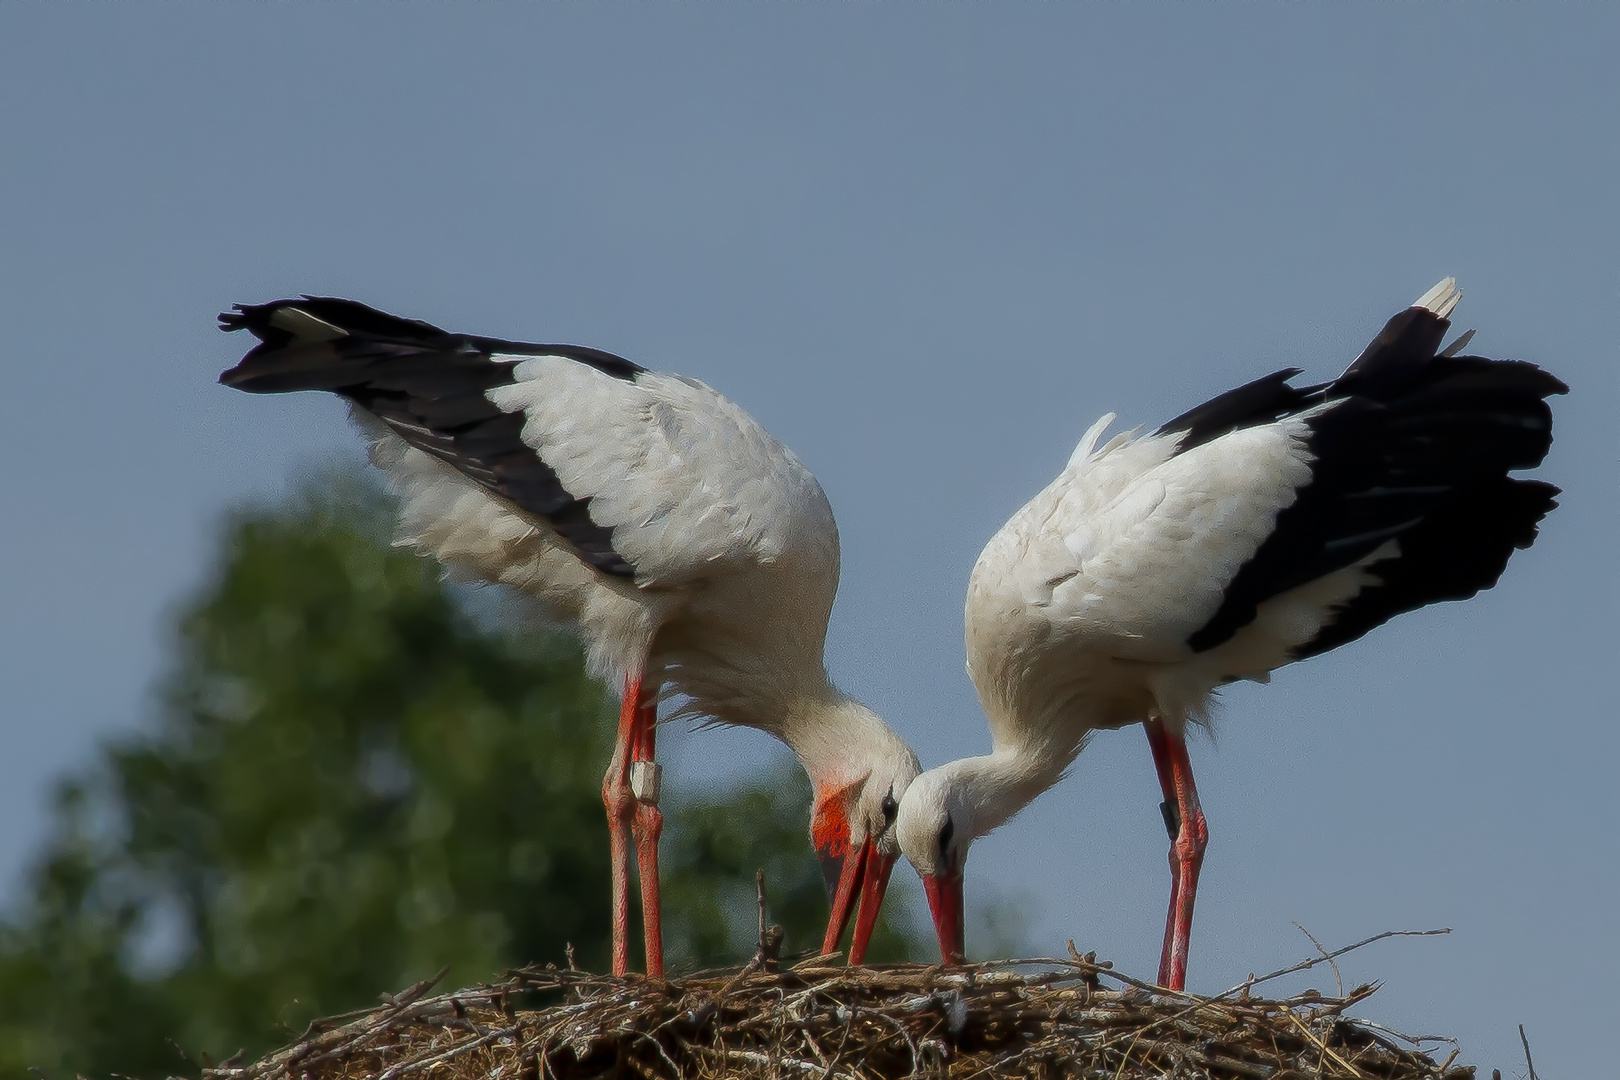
top-left (219, 298), bottom-right (920, 977)
top-left (895, 279), bottom-right (1564, 989)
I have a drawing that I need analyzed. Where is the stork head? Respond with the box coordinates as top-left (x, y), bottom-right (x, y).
top-left (895, 767), bottom-right (975, 965)
top-left (811, 744), bottom-right (920, 965)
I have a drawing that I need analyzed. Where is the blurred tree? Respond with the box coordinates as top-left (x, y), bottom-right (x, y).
top-left (662, 764), bottom-right (917, 968)
top-left (0, 474), bottom-right (922, 1078)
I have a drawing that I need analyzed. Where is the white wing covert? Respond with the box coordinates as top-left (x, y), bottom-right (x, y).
top-left (490, 358), bottom-right (838, 589)
top-left (1033, 421), bottom-right (1316, 660)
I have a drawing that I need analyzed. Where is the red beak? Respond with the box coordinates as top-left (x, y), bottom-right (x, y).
top-left (848, 849), bottom-right (898, 965)
top-left (820, 835), bottom-right (871, 958)
top-left (921, 871), bottom-right (965, 965)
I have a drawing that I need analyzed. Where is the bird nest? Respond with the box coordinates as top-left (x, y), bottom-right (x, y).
top-left (202, 936), bottom-right (1479, 1080)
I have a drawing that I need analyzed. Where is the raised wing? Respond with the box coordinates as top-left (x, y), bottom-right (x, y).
top-left (1180, 282), bottom-right (1564, 657)
top-left (1001, 278), bottom-right (1564, 667)
top-left (220, 297), bottom-right (837, 587)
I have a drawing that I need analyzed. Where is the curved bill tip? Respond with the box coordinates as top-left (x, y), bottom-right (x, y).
top-left (921, 871), bottom-right (965, 965)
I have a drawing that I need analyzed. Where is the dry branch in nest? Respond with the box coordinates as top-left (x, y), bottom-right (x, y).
top-left (201, 940), bottom-right (1476, 1080)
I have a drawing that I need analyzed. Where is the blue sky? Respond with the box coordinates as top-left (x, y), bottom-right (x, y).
top-left (1, 4), bottom-right (1613, 1074)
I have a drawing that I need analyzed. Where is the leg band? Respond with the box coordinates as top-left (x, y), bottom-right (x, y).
top-left (1159, 798), bottom-right (1180, 842)
top-left (630, 760), bottom-right (662, 805)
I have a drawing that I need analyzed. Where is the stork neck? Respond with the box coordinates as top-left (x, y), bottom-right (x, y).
top-left (945, 743), bottom-right (1072, 842)
top-left (780, 691), bottom-right (911, 794)
top-left (658, 644), bottom-right (907, 794)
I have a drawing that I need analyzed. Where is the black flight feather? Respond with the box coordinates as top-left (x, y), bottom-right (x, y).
top-left (219, 297), bottom-right (645, 577)
top-left (1155, 367), bottom-right (1323, 452)
top-left (1175, 297), bottom-right (1566, 657)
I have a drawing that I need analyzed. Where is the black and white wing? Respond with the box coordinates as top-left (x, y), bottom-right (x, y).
top-left (219, 298), bottom-right (837, 590)
top-left (976, 278), bottom-right (1564, 695)
top-left (1164, 277), bottom-right (1564, 660)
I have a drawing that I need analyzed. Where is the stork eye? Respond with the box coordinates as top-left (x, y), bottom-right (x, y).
top-left (938, 817), bottom-right (955, 861)
top-left (880, 791), bottom-right (898, 824)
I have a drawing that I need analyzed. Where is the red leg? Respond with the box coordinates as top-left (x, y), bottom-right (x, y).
top-left (602, 672), bottom-right (642, 976)
top-left (628, 696), bottom-right (665, 979)
top-left (1145, 719), bottom-right (1208, 990)
top-left (1143, 720), bottom-right (1180, 986)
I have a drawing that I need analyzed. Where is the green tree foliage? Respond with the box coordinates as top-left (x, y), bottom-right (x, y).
top-left (662, 766), bottom-right (917, 968)
top-left (0, 474), bottom-right (922, 1078)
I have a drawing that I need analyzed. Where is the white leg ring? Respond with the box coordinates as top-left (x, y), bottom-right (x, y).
top-left (629, 761), bottom-right (662, 805)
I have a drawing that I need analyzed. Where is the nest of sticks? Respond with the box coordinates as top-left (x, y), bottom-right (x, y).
top-left (200, 931), bottom-right (1480, 1080)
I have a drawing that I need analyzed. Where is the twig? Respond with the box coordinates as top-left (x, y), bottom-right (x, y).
top-left (756, 868), bottom-right (767, 943)
top-left (993, 946), bottom-right (1197, 1001)
top-left (1352, 1017), bottom-right (1456, 1046)
top-left (791, 951), bottom-right (845, 970)
top-left (1215, 928), bottom-right (1450, 999)
top-left (852, 1003), bottom-right (921, 1076)
top-left (165, 1037), bottom-right (197, 1071)
top-left (215, 953), bottom-right (1470, 1080)
top-left (373, 1023), bottom-right (518, 1080)
top-left (1294, 921), bottom-right (1343, 998)
top-left (1110, 1029), bottom-right (1146, 1080)
top-left (1065, 940), bottom-right (1103, 993)
top-left (634, 1029), bottom-right (683, 1080)
top-left (1519, 1023), bottom-right (1540, 1080)
top-left (1284, 1005), bottom-right (1368, 1079)
top-left (701, 1046), bottom-right (849, 1078)
top-left (380, 964), bottom-right (452, 1009)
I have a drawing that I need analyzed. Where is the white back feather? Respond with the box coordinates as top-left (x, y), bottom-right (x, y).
top-left (488, 359), bottom-right (838, 588)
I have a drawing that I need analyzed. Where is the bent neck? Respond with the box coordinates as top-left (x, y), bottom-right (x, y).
top-left (945, 743), bottom-right (1074, 842)
top-left (783, 692), bottom-right (912, 795)
top-left (653, 640), bottom-right (913, 825)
